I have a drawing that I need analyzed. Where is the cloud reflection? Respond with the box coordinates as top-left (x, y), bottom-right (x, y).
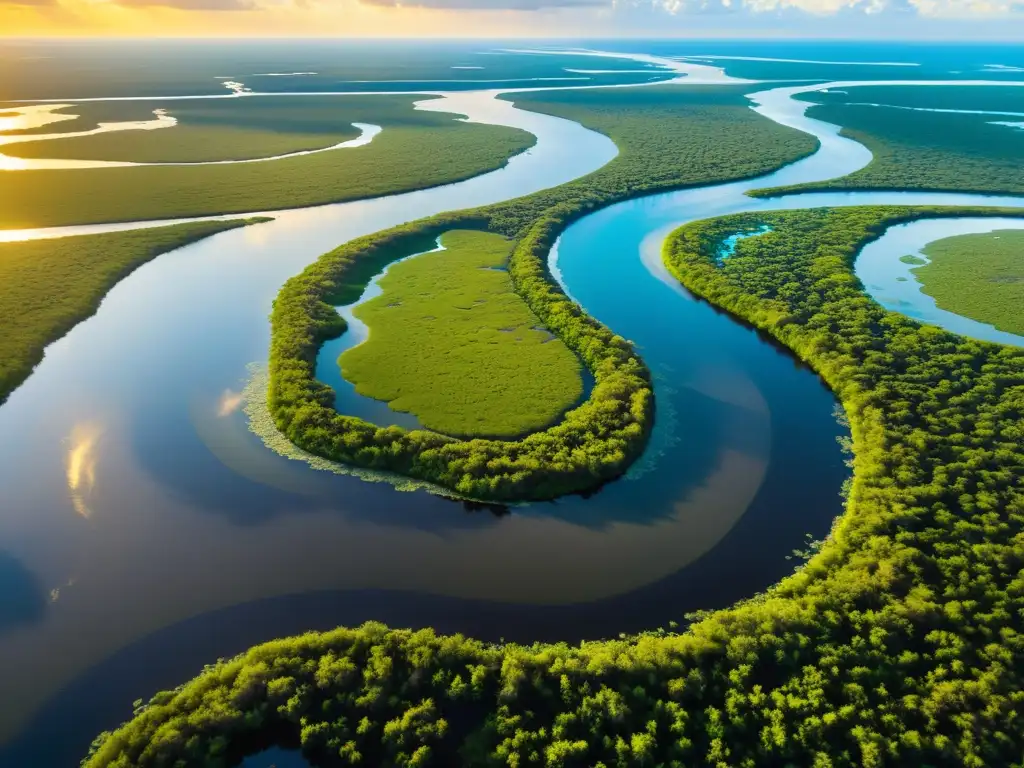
top-left (217, 388), bottom-right (246, 417)
top-left (66, 423), bottom-right (102, 519)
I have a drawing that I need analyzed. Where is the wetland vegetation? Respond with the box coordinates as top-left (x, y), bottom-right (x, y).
top-left (0, 97), bottom-right (533, 229)
top-left (758, 86), bottom-right (1024, 197)
top-left (268, 84), bottom-right (819, 500)
top-left (914, 229), bottom-right (1024, 335)
top-left (340, 230), bottom-right (584, 438)
top-left (0, 219), bottom-right (263, 404)
top-left (0, 40), bottom-right (660, 101)
top-left (84, 205), bottom-right (1024, 768)
top-left (3, 97), bottom-right (372, 163)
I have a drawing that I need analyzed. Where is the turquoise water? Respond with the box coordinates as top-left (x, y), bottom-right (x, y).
top-left (716, 225), bottom-right (773, 263)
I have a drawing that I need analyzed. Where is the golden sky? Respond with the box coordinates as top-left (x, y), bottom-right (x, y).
top-left (0, 1), bottom-right (609, 37)
top-left (1, 0), bottom-right (1021, 38)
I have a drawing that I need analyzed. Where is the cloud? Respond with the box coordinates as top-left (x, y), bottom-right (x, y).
top-left (353, 0), bottom-right (1022, 14)
top-left (112, 0), bottom-right (256, 9)
top-left (360, 0), bottom-right (607, 8)
top-left (631, 0), bottom-right (1020, 14)
top-left (0, 0), bottom-right (58, 6)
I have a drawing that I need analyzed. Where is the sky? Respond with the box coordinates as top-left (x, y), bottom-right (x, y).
top-left (1, 0), bottom-right (1023, 38)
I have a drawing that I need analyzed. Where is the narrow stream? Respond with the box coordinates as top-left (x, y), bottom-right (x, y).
top-left (0, 51), bottom-right (1022, 767)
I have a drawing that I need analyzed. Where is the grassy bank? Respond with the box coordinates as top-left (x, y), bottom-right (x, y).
top-left (340, 230), bottom-right (584, 438)
top-left (82, 206), bottom-right (1024, 768)
top-left (266, 84), bottom-right (818, 500)
top-left (0, 97), bottom-right (534, 229)
top-left (0, 219), bottom-right (264, 405)
top-left (914, 229), bottom-right (1024, 335)
top-left (755, 86), bottom-right (1024, 197)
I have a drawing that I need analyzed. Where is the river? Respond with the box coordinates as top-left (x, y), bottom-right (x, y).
top-left (0, 49), bottom-right (1021, 767)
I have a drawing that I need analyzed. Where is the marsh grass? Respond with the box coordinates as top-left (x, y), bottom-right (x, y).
top-left (340, 230), bottom-right (584, 438)
top-left (915, 229), bottom-right (1024, 335)
top-left (0, 219), bottom-right (264, 404)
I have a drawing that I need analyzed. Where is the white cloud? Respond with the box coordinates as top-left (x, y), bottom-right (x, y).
top-left (620, 0), bottom-right (1022, 15)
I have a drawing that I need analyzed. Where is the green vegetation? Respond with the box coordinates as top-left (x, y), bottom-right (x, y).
top-left (899, 253), bottom-right (926, 265)
top-left (83, 205), bottom-right (1024, 767)
top-left (0, 96), bottom-right (533, 229)
top-left (3, 97), bottom-right (369, 163)
top-left (0, 102), bottom-right (162, 136)
top-left (503, 85), bottom-right (820, 204)
top-left (340, 230), bottom-right (584, 438)
top-left (267, 85), bottom-right (818, 500)
top-left (757, 86), bottom-right (1024, 197)
top-left (268, 213), bottom-right (653, 501)
top-left (914, 229), bottom-right (1024, 335)
top-left (0, 219), bottom-right (264, 404)
top-left (0, 42), bottom-right (659, 101)
top-left (803, 84), bottom-right (1024, 114)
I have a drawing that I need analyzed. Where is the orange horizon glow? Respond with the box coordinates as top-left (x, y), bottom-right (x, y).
top-left (1, 0), bottom-right (1020, 42)
top-left (0, 3), bottom-right (622, 39)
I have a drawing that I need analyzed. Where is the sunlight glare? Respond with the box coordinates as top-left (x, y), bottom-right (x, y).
top-left (66, 422), bottom-right (103, 519)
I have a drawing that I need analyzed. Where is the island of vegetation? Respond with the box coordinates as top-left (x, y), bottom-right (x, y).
top-left (82, 205), bottom-right (1024, 768)
top-left (899, 253), bottom-right (926, 265)
top-left (339, 230), bottom-right (585, 438)
top-left (755, 85), bottom-right (1024, 197)
top-left (267, 84), bottom-right (818, 500)
top-left (912, 229), bottom-right (1024, 336)
top-left (0, 95), bottom-right (534, 229)
top-left (0, 219), bottom-right (265, 405)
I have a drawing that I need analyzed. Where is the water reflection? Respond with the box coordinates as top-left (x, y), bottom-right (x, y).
top-left (241, 747), bottom-right (311, 768)
top-left (855, 216), bottom-right (1024, 347)
top-left (216, 389), bottom-right (246, 418)
top-left (0, 551), bottom-right (46, 634)
top-left (0, 106), bottom-right (177, 171)
top-left (65, 422), bottom-right (102, 519)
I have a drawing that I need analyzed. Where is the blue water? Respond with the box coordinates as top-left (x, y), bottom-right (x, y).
top-left (315, 241), bottom-right (445, 432)
top-left (716, 225), bottom-right (773, 263)
top-left (241, 747), bottom-right (312, 768)
top-left (600, 40), bottom-right (1024, 82)
top-left (856, 217), bottom-right (1024, 347)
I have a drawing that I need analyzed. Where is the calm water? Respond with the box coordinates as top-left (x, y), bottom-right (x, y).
top-left (857, 217), bottom-right (1024, 347)
top-left (1, 45), bottom-right (1023, 768)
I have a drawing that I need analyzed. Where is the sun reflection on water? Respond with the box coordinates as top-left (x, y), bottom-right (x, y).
top-left (0, 105), bottom-right (177, 171)
top-left (66, 423), bottom-right (102, 519)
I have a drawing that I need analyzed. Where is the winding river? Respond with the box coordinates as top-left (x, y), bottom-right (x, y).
top-left (0, 50), bottom-right (1022, 766)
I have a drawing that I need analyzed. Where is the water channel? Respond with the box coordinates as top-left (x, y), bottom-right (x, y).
top-left (0, 52), bottom-right (1022, 766)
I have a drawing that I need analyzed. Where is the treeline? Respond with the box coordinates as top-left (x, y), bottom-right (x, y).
top-left (268, 85), bottom-right (819, 500)
top-left (85, 205), bottom-right (1024, 767)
